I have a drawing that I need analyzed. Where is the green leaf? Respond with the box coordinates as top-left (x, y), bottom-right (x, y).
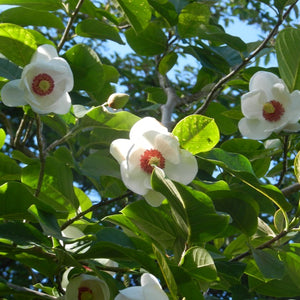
top-left (0, 58), bottom-right (22, 80)
top-left (148, 0), bottom-right (178, 26)
top-left (280, 251), bottom-right (300, 288)
top-left (64, 44), bottom-right (104, 92)
top-left (294, 150), bottom-right (300, 183)
top-left (0, 153), bottom-right (21, 183)
top-left (0, 129), bottom-right (5, 150)
top-left (115, 0), bottom-right (152, 32)
top-left (159, 52), bottom-right (178, 75)
top-left (75, 19), bottom-right (124, 44)
top-left (145, 86), bottom-right (167, 104)
top-left (0, 222), bottom-right (51, 246)
top-left (152, 243), bottom-right (178, 300)
top-left (276, 27), bottom-right (300, 91)
top-left (125, 22), bottom-right (168, 56)
top-left (181, 247), bottom-right (217, 281)
top-left (0, 23), bottom-right (37, 66)
top-left (0, 0), bottom-right (63, 11)
top-left (172, 115), bottom-right (220, 154)
top-left (252, 249), bottom-right (285, 280)
top-left (0, 7), bottom-right (64, 28)
top-left (178, 2), bottom-right (210, 38)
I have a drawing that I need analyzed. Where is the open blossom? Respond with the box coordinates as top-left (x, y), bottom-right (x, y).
top-left (1, 44), bottom-right (73, 114)
top-left (238, 71), bottom-right (300, 140)
top-left (64, 274), bottom-right (110, 300)
top-left (110, 117), bottom-right (198, 207)
top-left (114, 273), bottom-right (168, 300)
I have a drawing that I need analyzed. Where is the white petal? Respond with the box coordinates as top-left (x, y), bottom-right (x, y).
top-left (62, 226), bottom-right (84, 238)
top-left (130, 117), bottom-right (168, 142)
top-left (110, 139), bottom-right (133, 164)
top-left (1, 80), bottom-right (27, 107)
top-left (120, 160), bottom-right (150, 195)
top-left (116, 287), bottom-right (143, 300)
top-left (154, 133), bottom-right (180, 164)
top-left (287, 90), bottom-right (300, 121)
top-left (283, 122), bottom-right (300, 132)
top-left (143, 190), bottom-right (165, 207)
top-left (241, 90), bottom-right (265, 119)
top-left (165, 149), bottom-right (198, 184)
top-left (141, 273), bottom-right (161, 287)
top-left (249, 71), bottom-right (283, 100)
top-left (143, 285), bottom-right (169, 300)
top-left (238, 118), bottom-right (272, 140)
top-left (46, 93), bottom-right (72, 114)
top-left (271, 82), bottom-right (290, 107)
top-left (31, 44), bottom-right (58, 63)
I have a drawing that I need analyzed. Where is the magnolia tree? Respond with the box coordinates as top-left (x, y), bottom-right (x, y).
top-left (1, 0), bottom-right (300, 299)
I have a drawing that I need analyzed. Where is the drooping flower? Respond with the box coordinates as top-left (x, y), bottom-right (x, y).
top-left (238, 71), bottom-right (300, 140)
top-left (1, 44), bottom-right (73, 114)
top-left (110, 117), bottom-right (198, 206)
top-left (64, 274), bottom-right (110, 300)
top-left (114, 273), bottom-right (168, 300)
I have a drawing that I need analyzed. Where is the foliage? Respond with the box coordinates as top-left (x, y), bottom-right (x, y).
top-left (0, 0), bottom-right (300, 299)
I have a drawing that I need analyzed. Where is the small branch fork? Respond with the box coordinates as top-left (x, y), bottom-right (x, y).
top-left (193, 1), bottom-right (298, 115)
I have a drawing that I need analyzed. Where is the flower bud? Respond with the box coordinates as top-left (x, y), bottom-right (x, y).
top-left (107, 93), bottom-right (129, 109)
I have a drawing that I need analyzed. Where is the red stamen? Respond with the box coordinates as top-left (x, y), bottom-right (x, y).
top-left (31, 73), bottom-right (54, 96)
top-left (140, 149), bottom-right (165, 174)
top-left (262, 100), bottom-right (285, 122)
top-left (78, 286), bottom-right (93, 300)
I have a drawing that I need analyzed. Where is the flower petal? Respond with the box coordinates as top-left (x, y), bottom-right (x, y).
top-left (110, 139), bottom-right (134, 164)
top-left (1, 79), bottom-right (27, 107)
top-left (31, 44), bottom-right (58, 63)
top-left (249, 71), bottom-right (282, 100)
top-left (143, 284), bottom-right (169, 300)
top-left (287, 90), bottom-right (300, 121)
top-left (238, 118), bottom-right (272, 140)
top-left (165, 149), bottom-right (198, 184)
top-left (143, 190), bottom-right (165, 207)
top-left (241, 90), bottom-right (265, 119)
top-left (283, 122), bottom-right (300, 133)
top-left (130, 117), bottom-right (168, 142)
top-left (115, 287), bottom-right (143, 300)
top-left (141, 273), bottom-right (162, 287)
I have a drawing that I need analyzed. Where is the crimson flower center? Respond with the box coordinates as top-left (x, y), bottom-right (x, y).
top-left (78, 286), bottom-right (93, 300)
top-left (262, 100), bottom-right (285, 122)
top-left (140, 149), bottom-right (165, 174)
top-left (32, 73), bottom-right (55, 96)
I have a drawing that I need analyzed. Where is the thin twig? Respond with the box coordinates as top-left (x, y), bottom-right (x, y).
top-left (13, 112), bottom-right (28, 147)
top-left (281, 182), bottom-right (300, 196)
top-left (21, 119), bottom-right (33, 145)
top-left (230, 230), bottom-right (288, 262)
top-left (57, 0), bottom-right (85, 52)
top-left (60, 191), bottom-right (132, 231)
top-left (193, 1), bottom-right (298, 115)
top-left (276, 135), bottom-right (289, 187)
top-left (34, 114), bottom-right (46, 198)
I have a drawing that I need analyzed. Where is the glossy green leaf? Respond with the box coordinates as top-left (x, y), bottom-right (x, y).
top-left (0, 58), bottom-right (22, 80)
top-left (276, 27), bottom-right (300, 91)
top-left (178, 3), bottom-right (210, 38)
top-left (159, 52), bottom-right (178, 75)
top-left (115, 0), bottom-right (152, 32)
top-left (294, 150), bottom-right (300, 183)
top-left (148, 0), bottom-right (178, 26)
top-left (0, 7), bottom-right (64, 28)
top-left (64, 44), bottom-right (104, 92)
top-left (0, 24), bottom-right (37, 66)
top-left (75, 19), bottom-right (124, 44)
top-left (145, 86), bottom-right (167, 104)
top-left (125, 23), bottom-right (168, 56)
top-left (181, 247), bottom-right (217, 281)
top-left (153, 243), bottom-right (178, 300)
top-left (67, 0), bottom-right (97, 16)
top-left (280, 251), bottom-right (300, 288)
top-left (0, 129), bottom-right (5, 150)
top-left (0, 0), bottom-right (63, 10)
top-left (172, 115), bottom-right (220, 154)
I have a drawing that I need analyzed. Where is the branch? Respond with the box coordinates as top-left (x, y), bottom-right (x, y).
top-left (230, 230), bottom-right (288, 262)
top-left (35, 114), bottom-right (46, 198)
top-left (281, 182), bottom-right (300, 196)
top-left (60, 191), bottom-right (132, 231)
top-left (57, 0), bottom-right (85, 52)
top-left (276, 135), bottom-right (289, 187)
top-left (193, 1), bottom-right (299, 115)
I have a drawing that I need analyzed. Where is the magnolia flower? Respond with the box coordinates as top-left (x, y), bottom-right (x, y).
top-left (238, 71), bottom-right (300, 140)
top-left (64, 274), bottom-right (110, 300)
top-left (110, 117), bottom-right (198, 206)
top-left (1, 44), bottom-right (73, 114)
top-left (114, 273), bottom-right (168, 300)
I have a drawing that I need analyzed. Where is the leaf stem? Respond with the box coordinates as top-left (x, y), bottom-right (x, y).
top-left (57, 0), bottom-right (85, 52)
top-left (276, 135), bottom-right (289, 187)
top-left (193, 1), bottom-right (299, 115)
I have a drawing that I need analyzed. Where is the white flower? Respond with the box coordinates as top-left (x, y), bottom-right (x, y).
top-left (61, 226), bottom-right (90, 254)
top-left (110, 117), bottom-right (198, 207)
top-left (1, 44), bottom-right (73, 114)
top-left (114, 273), bottom-right (168, 300)
top-left (264, 138), bottom-right (282, 150)
top-left (64, 274), bottom-right (110, 300)
top-left (96, 258), bottom-right (119, 276)
top-left (238, 71), bottom-right (300, 140)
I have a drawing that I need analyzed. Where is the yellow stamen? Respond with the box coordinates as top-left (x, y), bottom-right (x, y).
top-left (263, 102), bottom-right (275, 114)
top-left (39, 80), bottom-right (51, 92)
